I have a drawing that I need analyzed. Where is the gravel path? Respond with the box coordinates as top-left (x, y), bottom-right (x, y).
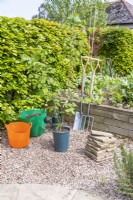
top-left (1, 128), bottom-right (133, 200)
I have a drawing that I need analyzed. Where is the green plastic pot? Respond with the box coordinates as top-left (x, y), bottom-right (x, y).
top-left (20, 109), bottom-right (47, 137)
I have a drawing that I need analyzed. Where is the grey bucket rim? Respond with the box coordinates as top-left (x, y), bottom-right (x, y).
top-left (53, 126), bottom-right (70, 134)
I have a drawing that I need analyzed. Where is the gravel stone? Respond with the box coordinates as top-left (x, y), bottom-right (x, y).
top-left (1, 128), bottom-right (133, 200)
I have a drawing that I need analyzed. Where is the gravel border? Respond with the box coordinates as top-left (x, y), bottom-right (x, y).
top-left (1, 127), bottom-right (133, 200)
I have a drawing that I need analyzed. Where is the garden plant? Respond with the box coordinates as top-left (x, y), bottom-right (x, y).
top-left (0, 16), bottom-right (88, 125)
top-left (0, 3), bottom-right (133, 199)
top-left (75, 72), bottom-right (133, 108)
top-left (114, 144), bottom-right (133, 198)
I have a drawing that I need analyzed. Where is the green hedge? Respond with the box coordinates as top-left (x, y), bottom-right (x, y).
top-left (99, 27), bottom-right (133, 75)
top-left (0, 17), bottom-right (89, 125)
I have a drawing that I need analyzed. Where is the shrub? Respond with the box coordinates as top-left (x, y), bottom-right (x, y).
top-left (114, 144), bottom-right (133, 198)
top-left (75, 73), bottom-right (133, 108)
top-left (0, 17), bottom-right (89, 125)
top-left (99, 27), bottom-right (133, 75)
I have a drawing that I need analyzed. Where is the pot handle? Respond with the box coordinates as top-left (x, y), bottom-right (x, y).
top-left (5, 124), bottom-right (8, 129)
top-left (29, 122), bottom-right (32, 127)
top-left (44, 117), bottom-right (52, 125)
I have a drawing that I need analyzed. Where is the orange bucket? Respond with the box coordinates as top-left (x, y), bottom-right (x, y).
top-left (5, 122), bottom-right (32, 148)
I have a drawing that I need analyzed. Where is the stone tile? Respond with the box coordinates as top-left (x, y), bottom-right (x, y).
top-left (0, 184), bottom-right (20, 200)
top-left (73, 190), bottom-right (106, 200)
top-left (89, 135), bottom-right (116, 143)
top-left (18, 184), bottom-right (77, 200)
top-left (91, 130), bottom-right (113, 137)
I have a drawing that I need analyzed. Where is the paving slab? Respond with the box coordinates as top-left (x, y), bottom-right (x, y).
top-left (91, 131), bottom-right (113, 138)
top-left (0, 184), bottom-right (20, 200)
top-left (89, 135), bottom-right (116, 143)
top-left (0, 184), bottom-right (107, 200)
top-left (73, 190), bottom-right (106, 200)
top-left (18, 184), bottom-right (77, 200)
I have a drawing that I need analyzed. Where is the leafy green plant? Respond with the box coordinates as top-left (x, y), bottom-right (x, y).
top-left (47, 89), bottom-right (77, 131)
top-left (114, 144), bottom-right (133, 198)
top-left (0, 16), bottom-right (89, 125)
top-left (99, 27), bottom-right (133, 75)
top-left (75, 73), bottom-right (133, 108)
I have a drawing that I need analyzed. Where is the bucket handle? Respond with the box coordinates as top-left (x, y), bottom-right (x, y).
top-left (29, 122), bottom-right (32, 127)
top-left (5, 124), bottom-right (8, 129)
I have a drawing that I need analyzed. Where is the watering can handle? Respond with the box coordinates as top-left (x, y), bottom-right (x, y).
top-left (44, 117), bottom-right (54, 130)
top-left (44, 117), bottom-right (52, 125)
top-left (29, 122), bottom-right (32, 127)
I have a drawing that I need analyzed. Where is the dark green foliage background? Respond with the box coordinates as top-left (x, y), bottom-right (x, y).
top-left (0, 17), bottom-right (89, 124)
top-left (99, 27), bottom-right (133, 75)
